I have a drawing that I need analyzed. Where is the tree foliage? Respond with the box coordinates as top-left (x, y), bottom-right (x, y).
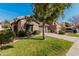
top-left (33, 3), bottom-right (71, 22)
top-left (2, 20), bottom-right (11, 29)
top-left (33, 3), bottom-right (71, 39)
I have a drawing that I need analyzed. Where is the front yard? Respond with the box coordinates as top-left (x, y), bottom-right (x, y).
top-left (66, 33), bottom-right (79, 37)
top-left (0, 36), bottom-right (73, 56)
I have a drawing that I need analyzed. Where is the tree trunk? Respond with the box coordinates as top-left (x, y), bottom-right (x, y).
top-left (42, 22), bottom-right (45, 40)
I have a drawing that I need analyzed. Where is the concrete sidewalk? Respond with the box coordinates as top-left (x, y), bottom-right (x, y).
top-left (44, 33), bottom-right (79, 56)
top-left (66, 40), bottom-right (79, 56)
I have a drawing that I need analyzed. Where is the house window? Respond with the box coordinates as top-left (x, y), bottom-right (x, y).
top-left (25, 24), bottom-right (33, 32)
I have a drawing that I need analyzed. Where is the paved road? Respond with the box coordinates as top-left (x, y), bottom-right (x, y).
top-left (44, 33), bottom-right (79, 56)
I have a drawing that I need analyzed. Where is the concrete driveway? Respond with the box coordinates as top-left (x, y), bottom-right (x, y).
top-left (45, 33), bottom-right (78, 42)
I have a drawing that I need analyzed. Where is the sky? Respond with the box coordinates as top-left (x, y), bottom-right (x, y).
top-left (0, 3), bottom-right (33, 21)
top-left (58, 3), bottom-right (79, 23)
top-left (0, 3), bottom-right (79, 23)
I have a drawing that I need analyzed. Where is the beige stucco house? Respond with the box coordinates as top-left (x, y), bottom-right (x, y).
top-left (11, 16), bottom-right (49, 33)
top-left (0, 22), bottom-right (4, 31)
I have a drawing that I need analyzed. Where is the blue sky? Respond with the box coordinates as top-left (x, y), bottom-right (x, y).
top-left (0, 3), bottom-right (79, 23)
top-left (0, 3), bottom-right (33, 21)
top-left (58, 3), bottom-right (79, 23)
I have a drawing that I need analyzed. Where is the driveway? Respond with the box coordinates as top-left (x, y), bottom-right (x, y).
top-left (44, 33), bottom-right (79, 56)
top-left (45, 33), bottom-right (78, 42)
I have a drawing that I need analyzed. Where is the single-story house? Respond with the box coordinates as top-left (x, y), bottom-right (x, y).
top-left (76, 23), bottom-right (79, 32)
top-left (65, 24), bottom-right (79, 33)
top-left (56, 23), bottom-right (63, 32)
top-left (76, 28), bottom-right (79, 32)
top-left (11, 16), bottom-right (49, 33)
top-left (48, 22), bottom-right (63, 33)
top-left (0, 22), bottom-right (4, 31)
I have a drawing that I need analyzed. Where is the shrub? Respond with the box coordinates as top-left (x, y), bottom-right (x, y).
top-left (59, 30), bottom-right (65, 35)
top-left (0, 30), bottom-right (16, 45)
top-left (17, 30), bottom-right (26, 37)
top-left (33, 30), bottom-right (41, 35)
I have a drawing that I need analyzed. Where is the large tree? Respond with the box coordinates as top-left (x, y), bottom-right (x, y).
top-left (33, 3), bottom-right (71, 39)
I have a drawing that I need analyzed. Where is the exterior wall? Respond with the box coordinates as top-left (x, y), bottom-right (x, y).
top-left (39, 27), bottom-right (42, 32)
top-left (0, 24), bottom-right (2, 30)
top-left (17, 20), bottom-right (21, 31)
top-left (57, 24), bottom-right (62, 33)
top-left (45, 26), bottom-right (49, 33)
top-left (0, 24), bottom-right (3, 31)
top-left (11, 24), bottom-right (14, 31)
top-left (31, 21), bottom-right (39, 31)
top-left (11, 17), bottom-right (49, 33)
top-left (39, 26), bottom-right (49, 33)
top-left (18, 19), bottom-right (26, 31)
top-left (77, 28), bottom-right (79, 32)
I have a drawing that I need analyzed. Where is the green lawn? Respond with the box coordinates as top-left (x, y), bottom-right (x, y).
top-left (0, 36), bottom-right (73, 56)
top-left (66, 33), bottom-right (79, 37)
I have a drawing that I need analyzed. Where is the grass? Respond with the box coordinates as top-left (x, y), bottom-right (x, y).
top-left (0, 36), bottom-right (73, 56)
top-left (66, 33), bottom-right (79, 37)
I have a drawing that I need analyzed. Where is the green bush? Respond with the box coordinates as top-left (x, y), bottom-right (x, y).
top-left (17, 30), bottom-right (26, 37)
top-left (0, 30), bottom-right (16, 45)
top-left (33, 30), bottom-right (41, 35)
top-left (59, 30), bottom-right (65, 35)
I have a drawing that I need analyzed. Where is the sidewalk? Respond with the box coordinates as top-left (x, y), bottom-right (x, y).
top-left (44, 33), bottom-right (79, 56)
top-left (66, 40), bottom-right (79, 56)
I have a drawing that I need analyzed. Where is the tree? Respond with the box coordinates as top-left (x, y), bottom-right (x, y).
top-left (69, 15), bottom-right (79, 28)
top-left (2, 20), bottom-right (11, 29)
top-left (25, 16), bottom-right (33, 24)
top-left (33, 3), bottom-right (71, 39)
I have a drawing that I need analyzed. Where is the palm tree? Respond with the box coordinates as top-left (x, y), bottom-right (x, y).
top-left (33, 3), bottom-right (71, 40)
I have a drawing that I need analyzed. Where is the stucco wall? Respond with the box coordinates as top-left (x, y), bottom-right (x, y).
top-left (17, 20), bottom-right (40, 32)
top-left (77, 28), bottom-right (79, 32)
top-left (39, 26), bottom-right (48, 33)
top-left (11, 24), bottom-right (14, 31)
top-left (12, 17), bottom-right (49, 33)
top-left (18, 20), bottom-right (21, 31)
top-left (18, 19), bottom-right (26, 31)
top-left (31, 21), bottom-right (39, 31)
top-left (0, 24), bottom-right (3, 30)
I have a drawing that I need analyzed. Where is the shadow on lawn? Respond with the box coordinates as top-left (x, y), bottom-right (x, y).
top-left (30, 38), bottom-right (43, 40)
top-left (23, 37), bottom-right (43, 40)
top-left (0, 45), bottom-right (14, 50)
top-left (16, 36), bottom-right (43, 40)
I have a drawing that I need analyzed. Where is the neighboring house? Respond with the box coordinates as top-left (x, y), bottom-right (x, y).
top-left (76, 28), bottom-right (79, 32)
top-left (11, 16), bottom-right (49, 33)
top-left (76, 23), bottom-right (79, 32)
top-left (65, 25), bottom-right (78, 33)
top-left (48, 22), bottom-right (63, 33)
top-left (57, 23), bottom-right (63, 32)
top-left (0, 22), bottom-right (3, 31)
top-left (66, 24), bottom-right (79, 33)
